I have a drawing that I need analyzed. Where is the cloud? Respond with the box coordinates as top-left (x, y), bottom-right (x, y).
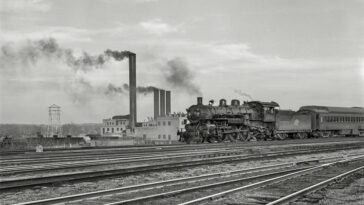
top-left (139, 19), bottom-right (179, 36)
top-left (0, 0), bottom-right (51, 13)
top-left (0, 26), bottom-right (94, 43)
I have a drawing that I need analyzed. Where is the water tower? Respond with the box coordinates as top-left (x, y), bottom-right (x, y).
top-left (47, 104), bottom-right (62, 138)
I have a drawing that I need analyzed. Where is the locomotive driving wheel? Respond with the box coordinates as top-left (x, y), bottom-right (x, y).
top-left (207, 135), bottom-right (223, 143)
top-left (226, 133), bottom-right (238, 142)
top-left (275, 133), bottom-right (288, 140)
top-left (295, 132), bottom-right (308, 139)
top-left (237, 132), bottom-right (247, 141)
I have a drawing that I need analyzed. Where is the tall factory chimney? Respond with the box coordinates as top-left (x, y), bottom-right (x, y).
top-left (166, 90), bottom-right (171, 116)
top-left (153, 88), bottom-right (160, 120)
top-left (128, 52), bottom-right (136, 132)
top-left (160, 89), bottom-right (166, 117)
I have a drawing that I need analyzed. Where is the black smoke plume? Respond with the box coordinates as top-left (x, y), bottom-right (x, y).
top-left (234, 89), bottom-right (253, 101)
top-left (104, 83), bottom-right (160, 96)
top-left (123, 83), bottom-right (160, 95)
top-left (105, 83), bottom-right (124, 95)
top-left (0, 38), bottom-right (131, 71)
top-left (104, 49), bottom-right (130, 61)
top-left (164, 58), bottom-right (201, 95)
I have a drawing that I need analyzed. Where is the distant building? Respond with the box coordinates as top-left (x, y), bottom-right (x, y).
top-left (135, 113), bottom-right (187, 144)
top-left (101, 115), bottom-right (130, 136)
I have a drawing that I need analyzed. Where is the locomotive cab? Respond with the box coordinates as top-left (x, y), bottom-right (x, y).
top-left (248, 101), bottom-right (279, 122)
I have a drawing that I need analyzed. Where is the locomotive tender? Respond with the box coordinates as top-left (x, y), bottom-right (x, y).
top-left (180, 97), bottom-right (364, 143)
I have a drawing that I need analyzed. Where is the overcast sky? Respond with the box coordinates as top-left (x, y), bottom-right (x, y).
top-left (0, 0), bottom-right (363, 124)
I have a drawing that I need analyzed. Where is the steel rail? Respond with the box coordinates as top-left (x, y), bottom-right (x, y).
top-left (14, 161), bottom-right (303, 205)
top-left (0, 149), bottom-right (245, 174)
top-left (2, 145), bottom-right (363, 177)
top-left (106, 168), bottom-right (310, 205)
top-left (2, 146), bottom-right (362, 191)
top-left (2, 138), bottom-right (363, 160)
top-left (177, 155), bottom-right (364, 205)
top-left (0, 147), bottom-right (235, 164)
top-left (267, 165), bottom-right (364, 205)
top-left (0, 145), bottom-right (356, 180)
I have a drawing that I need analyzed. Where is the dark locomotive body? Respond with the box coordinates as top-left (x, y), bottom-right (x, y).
top-left (180, 97), bottom-right (364, 143)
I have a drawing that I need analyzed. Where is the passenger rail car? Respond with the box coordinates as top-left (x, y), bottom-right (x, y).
top-left (299, 106), bottom-right (364, 137)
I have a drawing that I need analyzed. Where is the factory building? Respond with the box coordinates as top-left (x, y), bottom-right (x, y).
top-left (100, 88), bottom-right (187, 144)
top-left (100, 115), bottom-right (130, 136)
top-left (135, 89), bottom-right (186, 143)
top-left (136, 113), bottom-right (187, 144)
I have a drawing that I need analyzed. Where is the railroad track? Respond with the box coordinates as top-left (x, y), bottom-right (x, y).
top-left (13, 155), bottom-right (364, 205)
top-left (2, 143), bottom-right (364, 175)
top-left (3, 142), bottom-right (359, 175)
top-left (2, 140), bottom-right (363, 168)
top-left (179, 156), bottom-right (364, 205)
top-left (1, 145), bottom-right (363, 191)
top-left (0, 149), bottom-right (248, 174)
top-left (2, 136), bottom-right (363, 156)
top-left (3, 137), bottom-right (364, 162)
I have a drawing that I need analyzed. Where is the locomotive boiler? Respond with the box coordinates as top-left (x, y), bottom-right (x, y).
top-left (180, 97), bottom-right (364, 143)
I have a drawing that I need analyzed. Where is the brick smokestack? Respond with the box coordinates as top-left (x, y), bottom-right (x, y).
top-left (153, 88), bottom-right (159, 120)
top-left (160, 89), bottom-right (166, 117)
top-left (128, 52), bottom-right (136, 132)
top-left (166, 90), bottom-right (171, 116)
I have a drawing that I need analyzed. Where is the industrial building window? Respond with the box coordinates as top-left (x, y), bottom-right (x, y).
top-left (163, 135), bottom-right (166, 139)
top-left (103, 128), bottom-right (105, 134)
top-left (117, 128), bottom-right (119, 131)
top-left (112, 128), bottom-right (114, 132)
top-left (143, 134), bottom-right (147, 139)
top-left (168, 135), bottom-right (171, 140)
top-left (163, 121), bottom-right (166, 126)
top-left (158, 135), bottom-right (161, 139)
top-left (107, 128), bottom-right (109, 131)
top-left (168, 121), bottom-right (171, 126)
top-left (158, 122), bottom-right (161, 126)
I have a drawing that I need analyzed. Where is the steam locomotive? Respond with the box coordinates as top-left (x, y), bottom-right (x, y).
top-left (179, 97), bottom-right (364, 143)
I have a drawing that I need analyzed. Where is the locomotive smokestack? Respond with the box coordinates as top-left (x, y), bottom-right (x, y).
top-left (154, 88), bottom-right (159, 119)
top-left (160, 89), bottom-right (166, 117)
top-left (197, 97), bottom-right (203, 105)
top-left (128, 52), bottom-right (136, 132)
top-left (166, 90), bottom-right (171, 116)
